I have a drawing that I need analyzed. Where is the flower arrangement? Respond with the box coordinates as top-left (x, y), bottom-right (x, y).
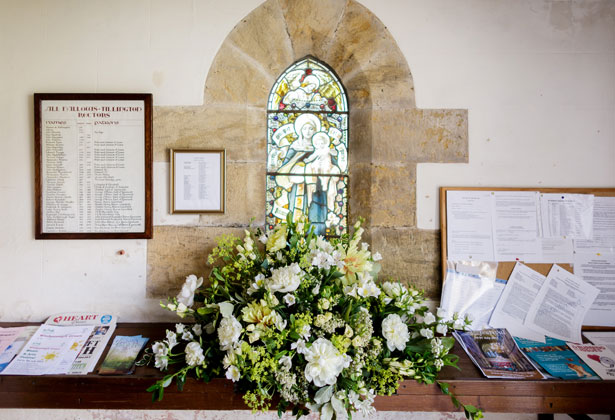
top-left (146, 217), bottom-right (481, 419)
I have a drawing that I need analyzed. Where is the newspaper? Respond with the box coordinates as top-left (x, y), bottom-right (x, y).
top-left (453, 328), bottom-right (544, 379)
top-left (45, 312), bottom-right (117, 374)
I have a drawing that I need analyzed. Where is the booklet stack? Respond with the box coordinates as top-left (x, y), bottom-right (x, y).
top-left (0, 312), bottom-right (117, 375)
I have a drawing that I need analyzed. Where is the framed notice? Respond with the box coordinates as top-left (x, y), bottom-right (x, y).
top-left (34, 93), bottom-right (153, 239)
top-left (170, 149), bottom-right (225, 214)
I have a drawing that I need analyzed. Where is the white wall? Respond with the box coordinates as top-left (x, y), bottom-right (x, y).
top-left (0, 0), bottom-right (613, 322)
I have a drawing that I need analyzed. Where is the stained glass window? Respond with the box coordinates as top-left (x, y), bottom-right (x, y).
top-left (266, 57), bottom-right (348, 237)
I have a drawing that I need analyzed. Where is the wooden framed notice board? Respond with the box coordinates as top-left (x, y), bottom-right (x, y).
top-left (34, 93), bottom-right (153, 239)
top-left (440, 186), bottom-right (615, 328)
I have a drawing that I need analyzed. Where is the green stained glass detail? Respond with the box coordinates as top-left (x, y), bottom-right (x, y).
top-left (266, 174), bottom-right (348, 237)
top-left (268, 57), bottom-right (348, 113)
top-left (267, 112), bottom-right (348, 174)
top-left (267, 57), bottom-right (348, 237)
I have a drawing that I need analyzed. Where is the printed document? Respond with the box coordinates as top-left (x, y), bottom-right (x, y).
top-left (446, 190), bottom-right (494, 261)
top-left (0, 327), bottom-right (24, 355)
top-left (525, 265), bottom-right (599, 343)
top-left (489, 262), bottom-right (546, 342)
top-left (574, 254), bottom-right (615, 327)
top-left (574, 196), bottom-right (615, 254)
top-left (492, 191), bottom-right (541, 261)
top-left (584, 331), bottom-right (615, 354)
top-left (540, 193), bottom-right (594, 239)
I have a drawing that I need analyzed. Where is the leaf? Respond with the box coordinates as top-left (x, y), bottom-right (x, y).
top-left (162, 376), bottom-right (173, 388)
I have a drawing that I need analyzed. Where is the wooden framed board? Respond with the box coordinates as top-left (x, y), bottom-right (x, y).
top-left (440, 186), bottom-right (615, 329)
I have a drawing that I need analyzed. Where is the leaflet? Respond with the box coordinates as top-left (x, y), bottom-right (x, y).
top-left (47, 326), bottom-right (95, 374)
top-left (492, 191), bottom-right (541, 262)
top-left (514, 336), bottom-right (598, 380)
top-left (567, 343), bottom-right (615, 380)
top-left (98, 335), bottom-right (149, 375)
top-left (574, 253), bottom-right (615, 327)
top-left (0, 326), bottom-right (38, 373)
top-left (584, 331), bottom-right (615, 354)
top-left (574, 196), bottom-right (615, 254)
top-left (446, 190), bottom-right (495, 261)
top-left (0, 327), bottom-right (24, 355)
top-left (525, 265), bottom-right (599, 343)
top-left (453, 329), bottom-right (544, 379)
top-left (540, 193), bottom-right (594, 240)
top-left (489, 262), bottom-right (546, 342)
top-left (1, 325), bottom-right (94, 375)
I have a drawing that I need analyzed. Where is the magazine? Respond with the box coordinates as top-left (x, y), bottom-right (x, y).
top-left (514, 336), bottom-right (598, 380)
top-left (567, 342), bottom-right (615, 380)
top-left (0, 326), bottom-right (38, 373)
top-left (45, 312), bottom-right (117, 374)
top-left (98, 335), bottom-right (149, 375)
top-left (453, 329), bottom-right (545, 379)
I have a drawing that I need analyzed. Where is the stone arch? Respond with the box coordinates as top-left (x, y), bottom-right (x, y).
top-left (150, 0), bottom-right (468, 298)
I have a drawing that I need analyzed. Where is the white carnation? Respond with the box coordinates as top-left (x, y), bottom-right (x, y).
top-left (176, 274), bottom-right (203, 307)
top-left (304, 338), bottom-right (351, 387)
top-left (381, 314), bottom-right (410, 352)
top-left (266, 263), bottom-right (303, 293)
top-left (185, 341), bottom-right (204, 366)
top-left (217, 315), bottom-right (242, 351)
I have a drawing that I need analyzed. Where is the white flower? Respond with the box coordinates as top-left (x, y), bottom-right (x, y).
top-left (154, 353), bottom-right (168, 370)
top-left (182, 330), bottom-right (193, 341)
top-left (217, 315), bottom-right (242, 351)
top-left (259, 233), bottom-right (268, 244)
top-left (226, 365), bottom-right (240, 382)
top-left (283, 293), bottom-right (296, 306)
top-left (279, 355), bottom-right (292, 370)
top-left (382, 281), bottom-right (404, 298)
top-left (381, 314), bottom-right (410, 352)
top-left (266, 263), bottom-right (303, 293)
top-left (175, 323), bottom-right (185, 334)
top-left (291, 339), bottom-right (308, 354)
top-left (176, 302), bottom-right (190, 318)
top-left (304, 338), bottom-right (351, 387)
top-left (434, 358), bottom-right (444, 369)
top-left (420, 328), bottom-right (434, 339)
top-left (267, 224), bottom-right (287, 252)
top-left (436, 323), bottom-right (448, 336)
top-left (218, 301), bottom-right (234, 318)
top-left (424, 312), bottom-right (436, 325)
top-left (192, 324), bottom-right (202, 336)
top-left (372, 252), bottom-right (382, 261)
top-left (185, 341), bottom-right (204, 366)
top-left (152, 341), bottom-right (168, 356)
top-left (247, 273), bottom-right (265, 295)
top-left (437, 307), bottom-right (447, 318)
top-left (205, 322), bottom-right (215, 334)
top-left (356, 273), bottom-right (381, 298)
top-left (298, 324), bottom-right (311, 340)
top-left (165, 330), bottom-right (178, 349)
top-left (176, 274), bottom-right (203, 307)
top-left (312, 283), bottom-right (321, 295)
top-left (274, 312), bottom-right (287, 331)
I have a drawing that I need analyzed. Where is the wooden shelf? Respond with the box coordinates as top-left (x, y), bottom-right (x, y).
top-left (1, 323), bottom-right (613, 414)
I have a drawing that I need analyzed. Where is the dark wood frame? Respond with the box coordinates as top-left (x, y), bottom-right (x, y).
top-left (0, 323), bottom-right (613, 415)
top-left (34, 93), bottom-right (153, 239)
top-left (169, 149), bottom-right (226, 214)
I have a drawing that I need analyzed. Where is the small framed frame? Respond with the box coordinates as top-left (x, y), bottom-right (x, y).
top-left (34, 93), bottom-right (153, 239)
top-left (170, 149), bottom-right (226, 214)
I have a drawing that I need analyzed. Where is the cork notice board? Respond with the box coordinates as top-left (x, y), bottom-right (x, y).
top-left (440, 187), bottom-right (615, 329)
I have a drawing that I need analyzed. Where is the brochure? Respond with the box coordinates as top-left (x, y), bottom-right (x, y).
top-left (98, 335), bottom-right (149, 375)
top-left (514, 336), bottom-right (598, 380)
top-left (453, 329), bottom-right (545, 379)
top-left (0, 326), bottom-right (38, 373)
top-left (0, 325), bottom-right (94, 375)
top-left (45, 312), bottom-right (117, 374)
top-left (567, 343), bottom-right (615, 380)
top-left (0, 327), bottom-right (25, 355)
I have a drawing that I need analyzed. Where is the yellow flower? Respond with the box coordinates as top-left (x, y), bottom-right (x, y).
top-left (241, 300), bottom-right (276, 327)
top-left (266, 224), bottom-right (288, 252)
top-left (340, 244), bottom-right (373, 283)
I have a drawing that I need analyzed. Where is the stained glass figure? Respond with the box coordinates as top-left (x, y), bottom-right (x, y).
top-left (266, 57), bottom-right (348, 237)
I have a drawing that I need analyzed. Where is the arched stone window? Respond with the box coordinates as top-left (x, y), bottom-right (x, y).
top-left (266, 56), bottom-right (348, 237)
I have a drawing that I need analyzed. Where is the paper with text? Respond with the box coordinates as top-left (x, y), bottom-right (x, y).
top-left (574, 196), bottom-right (615, 254)
top-left (446, 190), bottom-right (494, 261)
top-left (574, 253), bottom-right (615, 327)
top-left (492, 191), bottom-right (541, 261)
top-left (540, 193), bottom-right (594, 240)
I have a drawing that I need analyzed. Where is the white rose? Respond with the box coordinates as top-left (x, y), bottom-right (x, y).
top-left (304, 338), bottom-right (350, 387)
top-left (226, 365), bottom-right (240, 382)
top-left (185, 341), bottom-right (204, 366)
top-left (424, 312), bottom-right (436, 325)
top-left (437, 307), bottom-right (447, 318)
top-left (381, 314), bottom-right (410, 352)
top-left (176, 274), bottom-right (203, 307)
top-left (217, 315), bottom-right (242, 351)
top-left (266, 263), bottom-right (303, 293)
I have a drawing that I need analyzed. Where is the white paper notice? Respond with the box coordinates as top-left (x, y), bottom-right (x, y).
top-left (492, 191), bottom-right (541, 262)
top-left (528, 238), bottom-right (574, 264)
top-left (526, 265), bottom-right (599, 343)
top-left (540, 193), bottom-right (594, 239)
top-left (174, 152), bottom-right (222, 211)
top-left (1, 325), bottom-right (94, 375)
top-left (489, 263), bottom-right (546, 342)
top-left (446, 191), bottom-right (494, 261)
top-left (574, 196), bottom-right (615, 254)
top-left (41, 100), bottom-right (145, 233)
top-left (574, 253), bottom-right (615, 327)
top-left (440, 270), bottom-right (505, 330)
